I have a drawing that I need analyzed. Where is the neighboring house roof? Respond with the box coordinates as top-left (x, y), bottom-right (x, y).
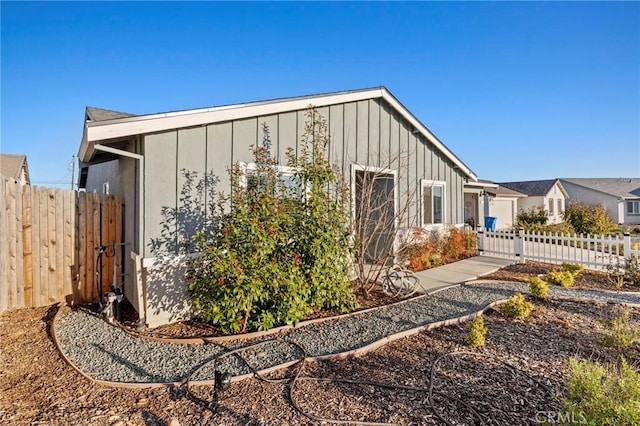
top-left (560, 178), bottom-right (640, 200)
top-left (78, 87), bottom-right (478, 181)
top-left (0, 154), bottom-right (30, 184)
top-left (85, 106), bottom-right (137, 122)
top-left (486, 185), bottom-right (527, 198)
top-left (499, 179), bottom-right (563, 197)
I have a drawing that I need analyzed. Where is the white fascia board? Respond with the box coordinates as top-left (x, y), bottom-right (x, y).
top-left (84, 87), bottom-right (477, 181)
top-left (86, 89), bottom-right (385, 142)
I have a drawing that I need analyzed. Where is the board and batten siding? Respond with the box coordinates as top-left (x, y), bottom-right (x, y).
top-left (142, 98), bottom-right (467, 257)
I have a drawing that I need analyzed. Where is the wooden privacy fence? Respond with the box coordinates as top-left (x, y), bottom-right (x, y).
top-left (1, 177), bottom-right (123, 314)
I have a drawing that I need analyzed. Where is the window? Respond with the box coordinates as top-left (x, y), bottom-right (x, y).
top-left (557, 198), bottom-right (563, 214)
top-left (243, 163), bottom-right (304, 198)
top-left (548, 198), bottom-right (554, 215)
top-left (628, 200), bottom-right (640, 215)
top-left (422, 180), bottom-right (446, 226)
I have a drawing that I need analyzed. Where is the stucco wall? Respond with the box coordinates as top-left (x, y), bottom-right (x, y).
top-left (561, 180), bottom-right (622, 223)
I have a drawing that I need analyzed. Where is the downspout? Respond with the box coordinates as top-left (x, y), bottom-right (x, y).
top-left (93, 143), bottom-right (146, 325)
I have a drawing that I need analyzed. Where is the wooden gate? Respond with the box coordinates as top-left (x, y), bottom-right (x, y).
top-left (1, 177), bottom-right (123, 313)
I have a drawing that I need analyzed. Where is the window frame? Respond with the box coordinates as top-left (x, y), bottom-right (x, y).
top-left (548, 197), bottom-right (555, 215)
top-left (628, 200), bottom-right (640, 215)
top-left (351, 164), bottom-right (398, 224)
top-left (557, 198), bottom-right (563, 214)
top-left (240, 162), bottom-right (305, 197)
top-left (421, 179), bottom-right (446, 227)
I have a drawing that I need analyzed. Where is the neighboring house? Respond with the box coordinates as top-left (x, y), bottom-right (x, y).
top-left (560, 178), bottom-right (640, 225)
top-left (499, 179), bottom-right (568, 224)
top-left (0, 154), bottom-right (30, 185)
top-left (463, 179), bottom-right (527, 230)
top-left (77, 87), bottom-right (478, 327)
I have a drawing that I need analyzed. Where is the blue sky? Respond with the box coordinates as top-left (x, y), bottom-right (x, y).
top-left (2, 1), bottom-right (639, 187)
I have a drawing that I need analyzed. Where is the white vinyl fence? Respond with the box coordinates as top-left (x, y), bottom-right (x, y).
top-left (478, 229), bottom-right (640, 270)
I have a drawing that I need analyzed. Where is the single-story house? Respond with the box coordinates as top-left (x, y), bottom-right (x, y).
top-left (77, 87), bottom-right (478, 327)
top-left (499, 179), bottom-right (568, 225)
top-left (560, 178), bottom-right (640, 225)
top-left (463, 179), bottom-right (527, 230)
top-left (0, 154), bottom-right (30, 185)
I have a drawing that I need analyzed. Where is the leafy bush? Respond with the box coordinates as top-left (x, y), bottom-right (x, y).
top-left (467, 315), bottom-right (488, 348)
top-left (563, 357), bottom-right (640, 426)
top-left (546, 270), bottom-right (575, 287)
top-left (188, 110), bottom-right (357, 334)
top-left (561, 262), bottom-right (584, 277)
top-left (404, 227), bottom-right (476, 272)
top-left (607, 257), bottom-right (640, 289)
top-left (515, 206), bottom-right (548, 230)
top-left (501, 292), bottom-right (534, 319)
top-left (441, 227), bottom-right (475, 261)
top-left (598, 306), bottom-right (640, 353)
top-left (529, 277), bottom-right (549, 300)
top-left (563, 202), bottom-right (617, 236)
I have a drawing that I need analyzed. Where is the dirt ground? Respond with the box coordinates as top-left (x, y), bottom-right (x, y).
top-left (1, 261), bottom-right (638, 426)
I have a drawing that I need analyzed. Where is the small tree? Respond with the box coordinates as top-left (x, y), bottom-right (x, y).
top-left (187, 109), bottom-right (357, 334)
top-left (563, 202), bottom-right (617, 236)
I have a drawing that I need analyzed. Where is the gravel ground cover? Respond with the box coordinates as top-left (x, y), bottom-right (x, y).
top-left (54, 283), bottom-right (638, 385)
top-left (3, 299), bottom-right (639, 425)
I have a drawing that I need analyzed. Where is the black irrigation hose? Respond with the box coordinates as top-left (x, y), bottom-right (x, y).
top-left (180, 339), bottom-right (556, 426)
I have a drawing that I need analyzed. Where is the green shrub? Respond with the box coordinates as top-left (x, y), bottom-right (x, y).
top-left (467, 315), bottom-right (488, 348)
top-left (529, 277), bottom-right (549, 300)
top-left (563, 357), bottom-right (640, 426)
top-left (188, 110), bottom-right (357, 334)
top-left (561, 262), bottom-right (584, 277)
top-left (598, 306), bottom-right (640, 352)
top-left (501, 292), bottom-right (534, 319)
top-left (403, 227), bottom-right (475, 272)
top-left (547, 270), bottom-right (575, 287)
top-left (563, 202), bottom-right (617, 236)
top-left (515, 206), bottom-right (548, 230)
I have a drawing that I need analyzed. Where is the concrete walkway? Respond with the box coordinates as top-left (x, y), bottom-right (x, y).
top-left (415, 255), bottom-right (515, 293)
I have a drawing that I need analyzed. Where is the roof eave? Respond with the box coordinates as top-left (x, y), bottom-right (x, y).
top-left (82, 87), bottom-right (478, 180)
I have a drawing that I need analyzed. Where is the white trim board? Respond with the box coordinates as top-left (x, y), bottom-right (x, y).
top-left (80, 87), bottom-right (477, 181)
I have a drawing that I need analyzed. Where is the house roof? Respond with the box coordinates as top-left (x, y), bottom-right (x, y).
top-left (0, 154), bottom-right (29, 183)
top-left (78, 87), bottom-right (478, 181)
top-left (86, 106), bottom-right (136, 122)
top-left (487, 185), bottom-right (528, 198)
top-left (560, 178), bottom-right (640, 199)
top-left (499, 179), bottom-right (562, 196)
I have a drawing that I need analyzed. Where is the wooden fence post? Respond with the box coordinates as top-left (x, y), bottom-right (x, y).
top-left (477, 226), bottom-right (484, 254)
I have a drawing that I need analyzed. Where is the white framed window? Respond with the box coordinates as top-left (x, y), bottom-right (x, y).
top-left (557, 198), bottom-right (563, 214)
top-left (241, 162), bottom-right (304, 198)
top-left (548, 198), bottom-right (554, 215)
top-left (421, 180), bottom-right (446, 226)
top-left (628, 200), bottom-right (640, 215)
